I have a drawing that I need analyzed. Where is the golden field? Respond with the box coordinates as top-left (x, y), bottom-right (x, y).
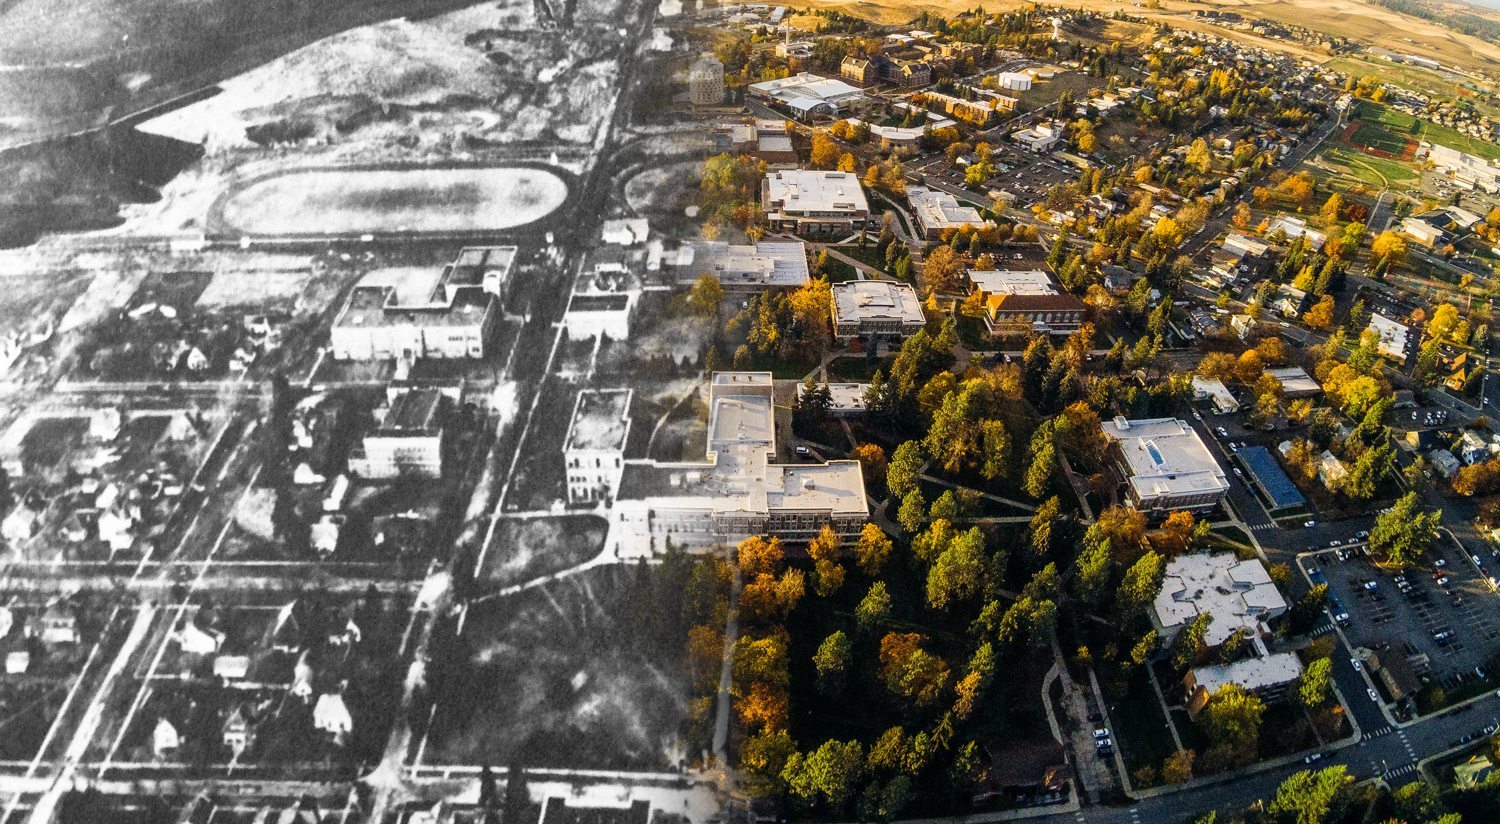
top-left (790, 0), bottom-right (1500, 77)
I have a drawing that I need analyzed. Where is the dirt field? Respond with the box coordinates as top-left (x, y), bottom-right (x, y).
top-left (480, 515), bottom-right (608, 586)
top-left (794, 0), bottom-right (1500, 76)
top-left (216, 166), bottom-right (571, 236)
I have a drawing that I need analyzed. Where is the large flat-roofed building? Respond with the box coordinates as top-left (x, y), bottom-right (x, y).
top-left (349, 386), bottom-right (452, 479)
top-left (564, 254), bottom-right (642, 341)
top-left (762, 170), bottom-right (870, 236)
top-left (967, 269), bottom-right (1056, 296)
top-left (797, 381), bottom-right (870, 416)
top-left (983, 293), bottom-right (1087, 336)
top-left (747, 73), bottom-right (865, 121)
top-left (1185, 652), bottom-right (1302, 718)
top-left (713, 120), bottom-right (798, 166)
top-left (674, 241), bottom-right (810, 290)
top-left (1237, 445), bottom-right (1306, 510)
top-left (1011, 122), bottom-right (1062, 153)
top-left (565, 390), bottom-right (633, 505)
top-left (1153, 552), bottom-right (1288, 647)
top-left (1423, 143), bottom-right (1500, 193)
top-left (607, 372), bottom-right (867, 555)
top-left (330, 246), bottom-right (515, 361)
top-left (1103, 416), bottom-right (1230, 513)
top-left (908, 187), bottom-right (989, 239)
top-left (919, 89), bottom-right (1015, 126)
top-left (830, 280), bottom-right (926, 339)
top-left (966, 266), bottom-right (1083, 337)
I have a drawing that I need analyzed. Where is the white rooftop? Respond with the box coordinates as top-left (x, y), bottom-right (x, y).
top-left (1103, 417), bottom-right (1230, 502)
top-left (748, 72), bottom-right (865, 108)
top-left (615, 372), bottom-right (866, 520)
top-left (764, 170), bottom-right (869, 215)
top-left (1191, 376), bottom-right (1238, 412)
top-left (908, 187), bottom-right (987, 231)
top-left (1222, 232), bottom-right (1270, 258)
top-left (967, 269), bottom-right (1057, 296)
top-left (831, 280), bottom-right (925, 325)
top-left (1264, 366), bottom-right (1321, 395)
top-left (798, 381), bottom-right (869, 413)
top-left (678, 240), bottom-right (810, 288)
top-left (1190, 652), bottom-right (1303, 694)
top-left (1154, 552), bottom-right (1288, 646)
top-left (1368, 313), bottom-right (1410, 359)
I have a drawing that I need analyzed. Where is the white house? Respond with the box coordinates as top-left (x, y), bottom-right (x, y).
top-left (153, 718), bottom-right (180, 760)
top-left (314, 693), bottom-right (354, 744)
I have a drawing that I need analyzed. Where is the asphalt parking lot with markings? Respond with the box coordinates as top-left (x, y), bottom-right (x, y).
top-left (1307, 537), bottom-right (1500, 688)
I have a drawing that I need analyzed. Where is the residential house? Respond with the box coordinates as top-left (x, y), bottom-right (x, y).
top-left (153, 718), bottom-right (180, 760)
top-left (314, 692), bottom-right (354, 745)
top-left (222, 706), bottom-right (255, 756)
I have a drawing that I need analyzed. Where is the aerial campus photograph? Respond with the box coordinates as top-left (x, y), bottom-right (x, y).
top-left (13, 1), bottom-right (1500, 824)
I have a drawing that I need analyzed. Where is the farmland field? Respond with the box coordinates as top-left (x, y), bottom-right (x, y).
top-left (216, 165), bottom-right (572, 236)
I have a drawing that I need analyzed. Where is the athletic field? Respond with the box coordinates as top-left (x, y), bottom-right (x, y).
top-left (218, 165), bottom-right (571, 236)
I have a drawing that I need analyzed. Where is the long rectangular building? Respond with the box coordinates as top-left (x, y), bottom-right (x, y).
top-left (673, 240), bottom-right (810, 290)
top-left (330, 246), bottom-right (515, 361)
top-left (574, 373), bottom-right (868, 556)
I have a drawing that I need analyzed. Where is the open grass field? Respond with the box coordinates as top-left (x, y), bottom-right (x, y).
top-left (1351, 99), bottom-right (1500, 161)
top-left (216, 165), bottom-right (571, 236)
top-left (1313, 145), bottom-right (1419, 190)
top-left (424, 564), bottom-right (696, 770)
top-left (794, 0), bottom-right (1500, 77)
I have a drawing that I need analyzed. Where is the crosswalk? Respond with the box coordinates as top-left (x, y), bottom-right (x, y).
top-left (1250, 522), bottom-right (1277, 532)
top-left (1384, 762), bottom-right (1419, 779)
top-left (1398, 728), bottom-right (1419, 762)
top-left (1364, 725), bottom-right (1395, 740)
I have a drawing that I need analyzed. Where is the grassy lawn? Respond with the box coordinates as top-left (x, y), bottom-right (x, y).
top-left (1354, 100), bottom-right (1500, 162)
top-left (836, 244), bottom-right (895, 275)
top-left (1206, 524), bottom-right (1255, 552)
top-left (1112, 667), bottom-right (1179, 777)
top-left (1316, 145), bottom-right (1418, 188)
top-left (820, 256), bottom-right (861, 283)
top-left (955, 314), bottom-right (996, 351)
top-left (826, 353), bottom-right (894, 381)
top-left (1016, 70), bottom-right (1096, 111)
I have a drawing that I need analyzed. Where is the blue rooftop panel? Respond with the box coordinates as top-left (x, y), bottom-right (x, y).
top-left (1237, 445), bottom-right (1305, 510)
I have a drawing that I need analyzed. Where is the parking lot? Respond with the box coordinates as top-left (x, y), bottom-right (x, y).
top-left (1305, 533), bottom-right (1500, 697)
